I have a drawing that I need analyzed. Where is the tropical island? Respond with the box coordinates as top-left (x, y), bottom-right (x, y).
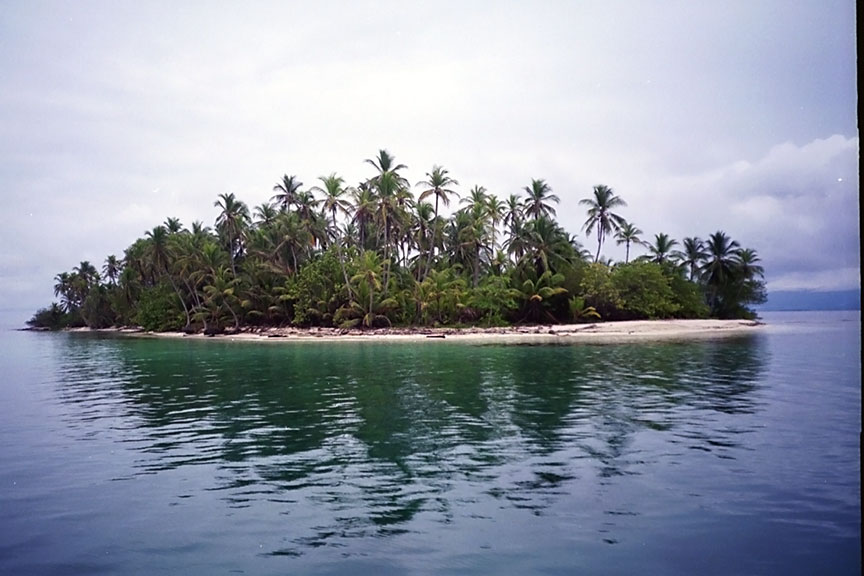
top-left (28, 150), bottom-right (766, 335)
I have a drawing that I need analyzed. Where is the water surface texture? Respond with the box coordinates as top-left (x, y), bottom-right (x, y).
top-left (1, 312), bottom-right (860, 575)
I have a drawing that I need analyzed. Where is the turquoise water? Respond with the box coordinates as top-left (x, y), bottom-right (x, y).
top-left (0, 312), bottom-right (859, 574)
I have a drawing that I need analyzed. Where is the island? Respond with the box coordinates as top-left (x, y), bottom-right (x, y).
top-left (28, 150), bottom-right (766, 334)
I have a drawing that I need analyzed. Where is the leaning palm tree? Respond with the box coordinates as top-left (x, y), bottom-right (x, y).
top-left (580, 184), bottom-right (627, 263)
top-left (614, 221), bottom-right (643, 263)
top-left (522, 178), bottom-right (559, 221)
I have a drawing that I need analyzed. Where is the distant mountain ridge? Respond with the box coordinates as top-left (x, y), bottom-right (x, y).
top-left (758, 289), bottom-right (861, 311)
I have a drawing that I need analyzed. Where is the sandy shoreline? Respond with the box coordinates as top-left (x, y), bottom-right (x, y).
top-left (66, 319), bottom-right (764, 344)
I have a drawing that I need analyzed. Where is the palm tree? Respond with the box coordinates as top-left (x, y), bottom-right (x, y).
top-left (102, 255), bottom-right (122, 285)
top-left (647, 233), bottom-right (679, 265)
top-left (569, 296), bottom-right (601, 323)
top-left (351, 251), bottom-right (384, 306)
top-left (521, 216), bottom-right (574, 276)
top-left (416, 267), bottom-right (466, 325)
top-left (214, 192), bottom-right (250, 276)
top-left (417, 165), bottom-right (459, 225)
top-left (190, 220), bottom-right (212, 239)
top-left (614, 221), bottom-right (643, 263)
top-left (732, 247), bottom-right (767, 315)
top-left (365, 149), bottom-right (408, 187)
top-left (679, 237), bottom-right (707, 281)
top-left (312, 172), bottom-right (354, 296)
top-left (735, 247), bottom-right (764, 280)
top-left (503, 194), bottom-right (523, 231)
top-left (312, 173), bottom-right (351, 236)
top-left (412, 201), bottom-right (435, 280)
top-left (365, 149), bottom-right (409, 292)
top-left (702, 231), bottom-right (741, 314)
top-left (253, 202), bottom-right (279, 227)
top-left (53, 272), bottom-right (76, 312)
top-left (580, 184), bottom-right (627, 263)
top-left (461, 185), bottom-right (488, 211)
top-left (271, 174), bottom-right (303, 211)
top-left (351, 183), bottom-right (377, 250)
top-left (200, 266), bottom-right (242, 331)
top-left (164, 217), bottom-right (183, 234)
top-left (74, 261), bottom-right (100, 288)
top-left (504, 220), bottom-right (530, 266)
top-left (522, 179), bottom-right (559, 221)
top-left (515, 270), bottom-right (568, 323)
top-left (293, 189), bottom-right (321, 225)
top-left (458, 204), bottom-right (493, 287)
top-left (485, 194), bottom-right (506, 252)
top-left (146, 225), bottom-right (192, 328)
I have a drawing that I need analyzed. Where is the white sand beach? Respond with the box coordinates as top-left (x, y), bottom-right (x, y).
top-left (114, 319), bottom-right (764, 344)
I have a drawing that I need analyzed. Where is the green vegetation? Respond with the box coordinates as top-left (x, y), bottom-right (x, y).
top-left (28, 150), bottom-right (766, 331)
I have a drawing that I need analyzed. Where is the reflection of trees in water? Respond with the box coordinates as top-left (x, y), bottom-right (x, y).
top-left (52, 333), bottom-right (767, 552)
top-left (578, 337), bottom-right (767, 476)
top-left (457, 337), bottom-right (768, 511)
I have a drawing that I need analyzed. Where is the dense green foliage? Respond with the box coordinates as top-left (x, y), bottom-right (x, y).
top-left (29, 150), bottom-right (766, 331)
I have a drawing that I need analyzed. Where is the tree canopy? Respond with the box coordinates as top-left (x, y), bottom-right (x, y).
top-left (29, 151), bottom-right (766, 331)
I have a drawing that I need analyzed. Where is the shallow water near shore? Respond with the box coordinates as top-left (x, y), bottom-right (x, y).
top-left (0, 311), bottom-right (859, 574)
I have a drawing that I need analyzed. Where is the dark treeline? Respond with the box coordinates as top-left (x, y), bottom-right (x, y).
top-left (29, 150), bottom-right (765, 332)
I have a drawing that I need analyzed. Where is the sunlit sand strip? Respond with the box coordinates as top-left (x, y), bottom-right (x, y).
top-left (114, 319), bottom-right (764, 344)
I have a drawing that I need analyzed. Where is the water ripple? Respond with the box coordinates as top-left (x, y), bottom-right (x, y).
top-left (2, 319), bottom-right (859, 574)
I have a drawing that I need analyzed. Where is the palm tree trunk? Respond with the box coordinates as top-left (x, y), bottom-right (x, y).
top-left (595, 232), bottom-right (602, 263)
top-left (167, 274), bottom-right (191, 328)
top-left (473, 243), bottom-right (480, 287)
top-left (333, 214), bottom-right (354, 299)
top-left (227, 303), bottom-right (240, 330)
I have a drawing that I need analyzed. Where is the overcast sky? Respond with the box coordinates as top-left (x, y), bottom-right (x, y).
top-left (0, 1), bottom-right (858, 320)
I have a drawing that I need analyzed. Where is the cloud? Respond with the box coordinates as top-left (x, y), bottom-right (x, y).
top-left (625, 135), bottom-right (859, 291)
top-left (0, 1), bottom-right (857, 318)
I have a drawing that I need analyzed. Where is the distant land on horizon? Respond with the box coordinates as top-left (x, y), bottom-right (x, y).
top-left (758, 289), bottom-right (861, 311)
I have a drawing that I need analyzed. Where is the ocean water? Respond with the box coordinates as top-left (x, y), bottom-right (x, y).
top-left (0, 311), bottom-right (859, 575)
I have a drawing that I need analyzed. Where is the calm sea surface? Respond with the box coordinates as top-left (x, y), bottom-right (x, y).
top-left (0, 311), bottom-right (859, 575)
